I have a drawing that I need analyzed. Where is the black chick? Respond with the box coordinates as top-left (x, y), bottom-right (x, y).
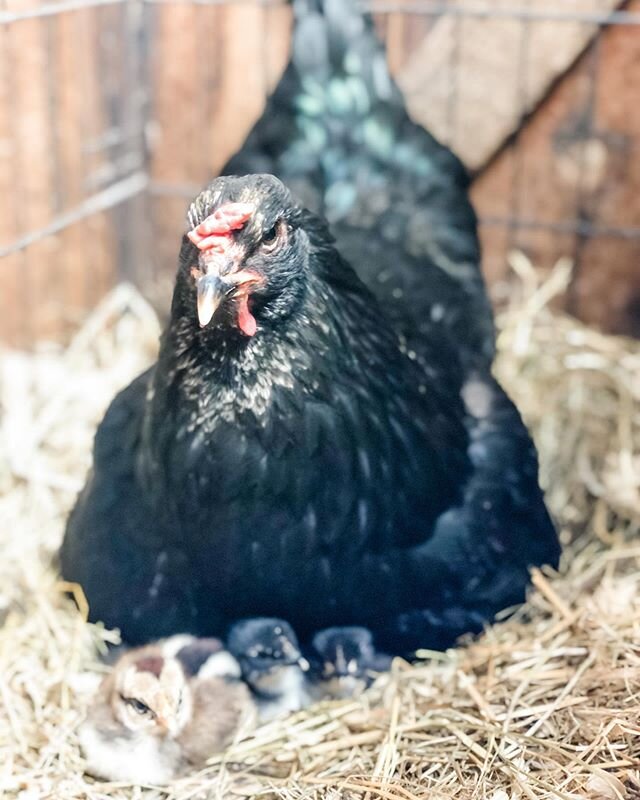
top-left (227, 618), bottom-right (310, 721)
top-left (60, 0), bottom-right (560, 654)
top-left (308, 627), bottom-right (392, 700)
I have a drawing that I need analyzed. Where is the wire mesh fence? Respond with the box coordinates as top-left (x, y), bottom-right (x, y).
top-left (1, 0), bottom-right (639, 347)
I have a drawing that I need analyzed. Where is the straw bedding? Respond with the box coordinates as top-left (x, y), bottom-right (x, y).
top-left (1, 256), bottom-right (639, 800)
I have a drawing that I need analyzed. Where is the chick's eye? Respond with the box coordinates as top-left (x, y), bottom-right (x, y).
top-left (123, 696), bottom-right (152, 716)
top-left (250, 647), bottom-right (272, 659)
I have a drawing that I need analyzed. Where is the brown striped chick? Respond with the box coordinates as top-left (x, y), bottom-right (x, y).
top-left (78, 646), bottom-right (254, 784)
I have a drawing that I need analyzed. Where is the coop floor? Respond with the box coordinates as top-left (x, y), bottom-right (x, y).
top-left (1, 260), bottom-right (639, 800)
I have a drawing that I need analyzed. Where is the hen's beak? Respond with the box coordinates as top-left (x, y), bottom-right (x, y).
top-left (194, 257), bottom-right (263, 329)
top-left (196, 273), bottom-right (234, 328)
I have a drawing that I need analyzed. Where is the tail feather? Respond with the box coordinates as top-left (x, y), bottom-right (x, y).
top-left (290, 0), bottom-right (398, 107)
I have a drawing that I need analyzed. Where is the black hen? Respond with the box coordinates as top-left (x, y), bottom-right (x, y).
top-left (60, 0), bottom-right (560, 655)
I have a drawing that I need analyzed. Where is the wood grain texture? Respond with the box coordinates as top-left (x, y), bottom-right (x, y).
top-left (0, 4), bottom-right (121, 347)
top-left (4, 0), bottom-right (57, 343)
top-left (0, 26), bottom-right (22, 345)
top-left (472, 0), bottom-right (640, 338)
top-left (397, 0), bottom-right (622, 171)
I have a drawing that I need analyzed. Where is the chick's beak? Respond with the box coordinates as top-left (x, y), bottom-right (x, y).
top-left (156, 714), bottom-right (170, 731)
top-left (279, 638), bottom-right (309, 670)
top-left (157, 714), bottom-right (182, 737)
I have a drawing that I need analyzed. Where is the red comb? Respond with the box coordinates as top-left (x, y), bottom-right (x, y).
top-left (188, 202), bottom-right (255, 252)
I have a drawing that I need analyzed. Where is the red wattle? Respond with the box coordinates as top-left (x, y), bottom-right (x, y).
top-left (237, 295), bottom-right (257, 337)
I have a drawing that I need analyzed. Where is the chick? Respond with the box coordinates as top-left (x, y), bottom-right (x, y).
top-left (79, 645), bottom-right (254, 783)
top-left (227, 618), bottom-right (310, 721)
top-left (162, 634), bottom-right (242, 681)
top-left (308, 626), bottom-right (392, 700)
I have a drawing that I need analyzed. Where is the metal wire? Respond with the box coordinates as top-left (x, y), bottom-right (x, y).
top-left (0, 172), bottom-right (147, 258)
top-left (482, 216), bottom-right (640, 242)
top-left (506, 9), bottom-right (531, 257)
top-left (567, 33), bottom-right (603, 315)
top-left (0, 0), bottom-right (125, 26)
top-left (132, 0), bottom-right (640, 26)
top-left (365, 3), bottom-right (640, 26)
top-left (131, 0), bottom-right (640, 23)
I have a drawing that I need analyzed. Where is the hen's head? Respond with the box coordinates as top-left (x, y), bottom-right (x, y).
top-left (184, 174), bottom-right (310, 338)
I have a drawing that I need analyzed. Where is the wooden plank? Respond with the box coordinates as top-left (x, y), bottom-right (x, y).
top-left (6, 0), bottom-right (57, 345)
top-left (83, 4), bottom-right (121, 311)
top-left (0, 28), bottom-right (22, 346)
top-left (150, 3), bottom-right (202, 187)
top-left (148, 0), bottom-right (291, 186)
top-left (565, 2), bottom-right (640, 337)
top-left (397, 0), bottom-right (622, 171)
top-left (0, 2), bottom-right (119, 346)
top-left (374, 4), bottom-right (438, 76)
top-left (210, 3), bottom-right (291, 175)
top-left (54, 8), bottom-right (92, 337)
top-left (472, 0), bottom-right (640, 338)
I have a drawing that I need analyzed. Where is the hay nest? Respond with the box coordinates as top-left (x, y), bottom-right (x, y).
top-left (1, 257), bottom-right (639, 800)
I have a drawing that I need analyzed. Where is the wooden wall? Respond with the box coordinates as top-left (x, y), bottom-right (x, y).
top-left (1, 0), bottom-right (639, 346)
top-left (473, 0), bottom-right (640, 338)
top-left (0, 1), bottom-right (144, 347)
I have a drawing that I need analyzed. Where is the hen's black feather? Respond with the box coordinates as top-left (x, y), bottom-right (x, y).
top-left (60, 0), bottom-right (559, 654)
top-left (226, 0), bottom-right (494, 370)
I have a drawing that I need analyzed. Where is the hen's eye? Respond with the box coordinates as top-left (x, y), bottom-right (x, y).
top-left (260, 219), bottom-right (288, 254)
top-left (123, 696), bottom-right (152, 716)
